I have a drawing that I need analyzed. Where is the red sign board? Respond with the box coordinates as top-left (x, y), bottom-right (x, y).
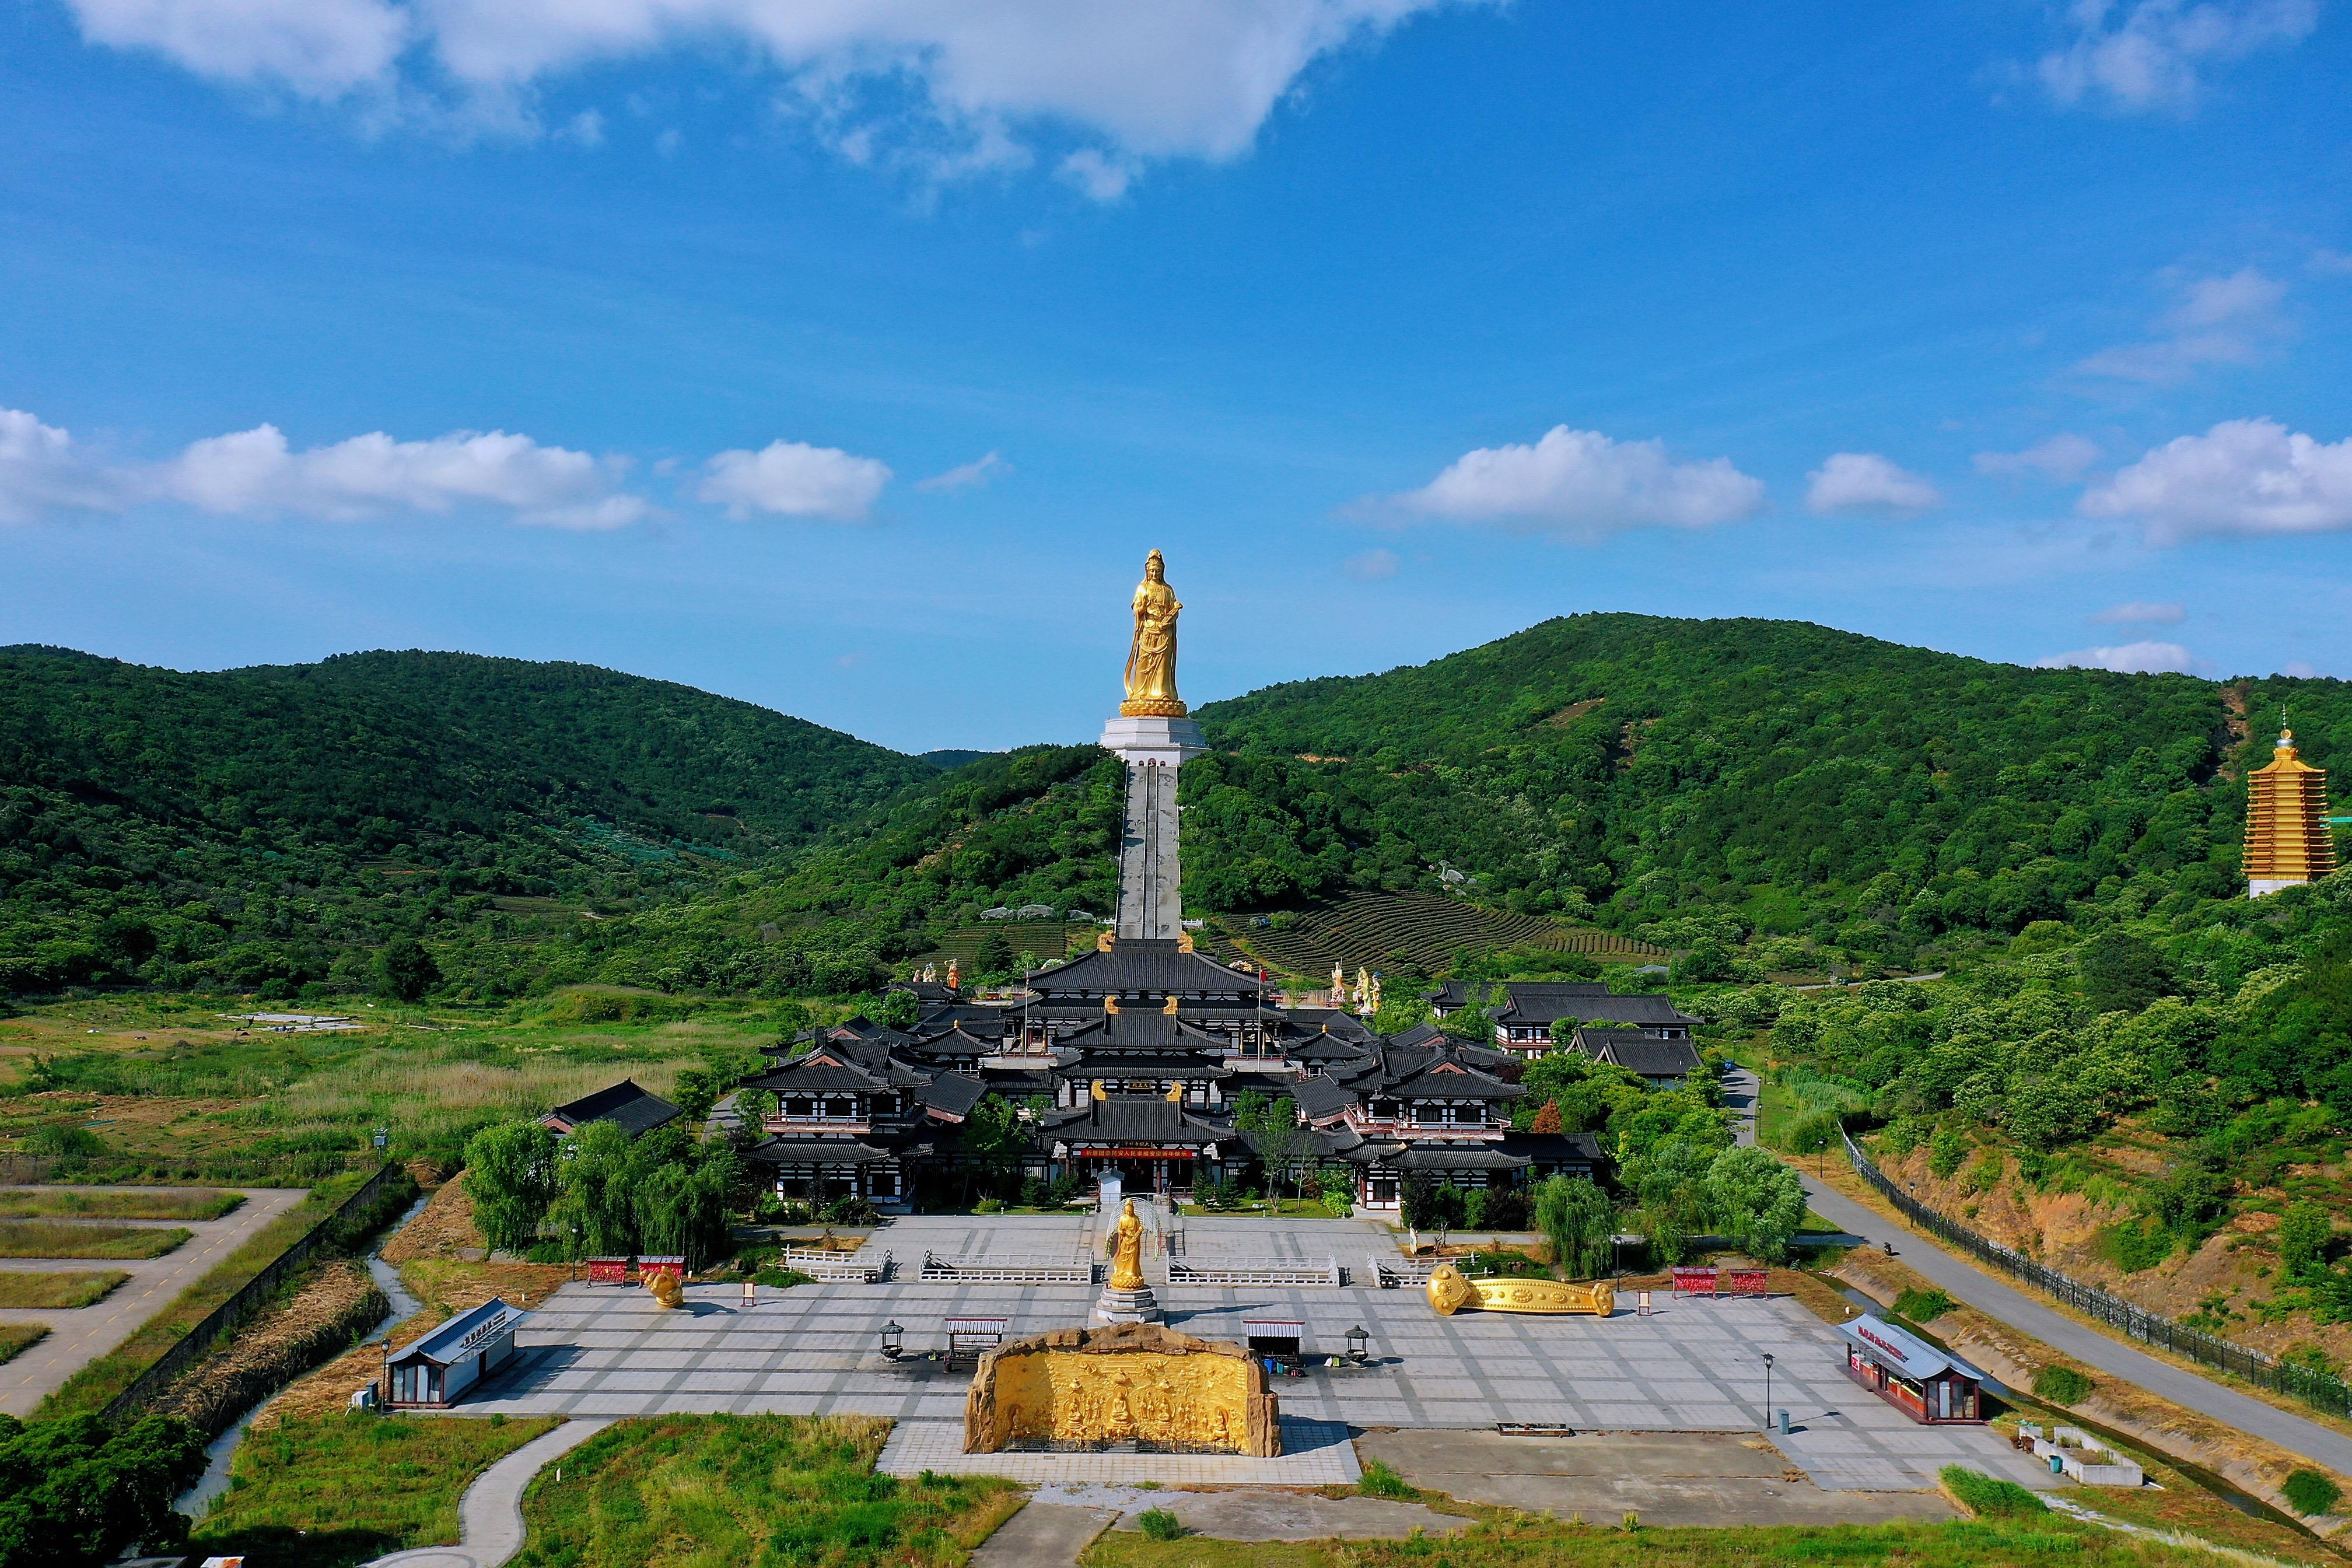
top-left (1074, 1147), bottom-right (1195, 1159)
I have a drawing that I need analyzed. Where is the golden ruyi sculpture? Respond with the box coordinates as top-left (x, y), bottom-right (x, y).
top-left (1121, 548), bottom-right (1185, 717)
top-left (1105, 1196), bottom-right (1147, 1291)
top-left (964, 1322), bottom-right (1280, 1456)
top-left (1425, 1261), bottom-right (1615, 1317)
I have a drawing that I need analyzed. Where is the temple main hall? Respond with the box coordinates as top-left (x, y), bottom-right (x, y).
top-left (740, 550), bottom-right (1664, 1210)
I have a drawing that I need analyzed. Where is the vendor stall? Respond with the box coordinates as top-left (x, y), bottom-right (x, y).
top-left (1835, 1314), bottom-right (1985, 1423)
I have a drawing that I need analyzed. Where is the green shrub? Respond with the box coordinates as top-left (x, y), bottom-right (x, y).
top-left (1892, 1287), bottom-right (1954, 1322)
top-left (2281, 1469), bottom-right (2342, 1518)
top-left (1938, 1464), bottom-right (2047, 1518)
top-left (1136, 1508), bottom-right (1186, 1540)
top-left (2032, 1364), bottom-right (2094, 1405)
top-left (1929, 1126), bottom-right (1967, 1179)
top-left (1359, 1459), bottom-right (1415, 1499)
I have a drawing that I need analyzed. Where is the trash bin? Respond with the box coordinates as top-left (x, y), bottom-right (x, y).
top-left (1776, 1410), bottom-right (1791, 1436)
top-left (2050, 1454), bottom-right (2066, 1475)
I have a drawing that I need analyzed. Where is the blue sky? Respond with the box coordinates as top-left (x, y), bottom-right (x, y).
top-left (3, 0), bottom-right (2349, 751)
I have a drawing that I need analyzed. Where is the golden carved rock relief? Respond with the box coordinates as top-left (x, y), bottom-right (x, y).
top-left (1424, 1261), bottom-right (1614, 1317)
top-left (963, 1322), bottom-right (1279, 1456)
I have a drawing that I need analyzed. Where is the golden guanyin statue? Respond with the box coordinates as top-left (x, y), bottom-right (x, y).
top-left (1121, 550), bottom-right (1185, 718)
top-left (1106, 1197), bottom-right (1147, 1290)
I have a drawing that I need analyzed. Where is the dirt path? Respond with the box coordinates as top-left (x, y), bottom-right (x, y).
top-left (0, 1186), bottom-right (308, 1415)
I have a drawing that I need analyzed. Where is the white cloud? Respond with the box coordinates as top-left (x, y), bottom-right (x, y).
top-left (1056, 149), bottom-right (1137, 202)
top-left (0, 406), bottom-right (648, 528)
top-left (2283, 660), bottom-right (2322, 678)
top-left (914, 450), bottom-right (1010, 492)
top-left (160, 424), bottom-right (645, 526)
top-left (1387, 425), bottom-right (1765, 540)
top-left (698, 438), bottom-right (891, 520)
top-left (71, 0), bottom-right (411, 98)
top-left (0, 409), bottom-right (124, 521)
top-left (1975, 433), bottom-right (2102, 481)
top-left (2312, 249), bottom-right (2352, 277)
top-left (2035, 0), bottom-right (2317, 114)
top-left (2077, 265), bottom-right (2287, 383)
top-left (63, 0), bottom-right (1466, 190)
top-left (559, 108), bottom-right (604, 146)
top-left (1342, 547), bottom-right (1398, 580)
top-left (2035, 640), bottom-right (2195, 674)
top-left (2081, 418), bottom-right (2352, 542)
top-left (1804, 452), bottom-right (1940, 514)
top-left (2092, 600), bottom-right (2186, 625)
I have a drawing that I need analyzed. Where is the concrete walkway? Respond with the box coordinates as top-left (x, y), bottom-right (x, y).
top-left (368, 1418), bottom-right (612, 1568)
top-left (0, 1186), bottom-right (309, 1415)
top-left (970, 1500), bottom-right (1116, 1568)
top-left (1725, 1064), bottom-right (2352, 1478)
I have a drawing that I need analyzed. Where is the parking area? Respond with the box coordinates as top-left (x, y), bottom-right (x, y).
top-left (463, 1214), bottom-right (2052, 1498)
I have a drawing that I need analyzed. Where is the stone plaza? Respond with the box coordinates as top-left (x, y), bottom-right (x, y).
top-left (456, 1214), bottom-right (2058, 1500)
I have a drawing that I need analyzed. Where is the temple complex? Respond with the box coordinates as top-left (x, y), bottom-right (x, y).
top-left (740, 550), bottom-right (1623, 1211)
top-left (2245, 729), bottom-right (2339, 897)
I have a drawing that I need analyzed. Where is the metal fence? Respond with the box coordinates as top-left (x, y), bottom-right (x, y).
top-left (1841, 1129), bottom-right (2352, 1421)
top-left (102, 1160), bottom-right (412, 1424)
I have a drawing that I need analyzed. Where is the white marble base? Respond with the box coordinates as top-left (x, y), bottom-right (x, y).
top-left (1099, 713), bottom-right (1209, 768)
top-left (2248, 877), bottom-right (2311, 897)
top-left (1090, 1285), bottom-right (1163, 1326)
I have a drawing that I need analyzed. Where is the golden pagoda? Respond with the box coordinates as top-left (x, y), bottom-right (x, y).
top-left (2244, 730), bottom-right (2338, 897)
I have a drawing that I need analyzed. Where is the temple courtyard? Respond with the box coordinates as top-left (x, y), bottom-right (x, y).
top-left (450, 1214), bottom-right (2057, 1514)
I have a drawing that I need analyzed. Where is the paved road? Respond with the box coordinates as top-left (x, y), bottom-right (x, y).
top-left (0, 1186), bottom-right (309, 1415)
top-left (1724, 1065), bottom-right (2352, 1478)
top-left (369, 1418), bottom-right (611, 1568)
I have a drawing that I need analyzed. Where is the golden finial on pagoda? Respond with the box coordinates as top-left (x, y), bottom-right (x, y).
top-left (2245, 729), bottom-right (2339, 897)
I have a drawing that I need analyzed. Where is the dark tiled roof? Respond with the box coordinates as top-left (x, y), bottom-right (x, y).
top-left (1291, 1076), bottom-right (1354, 1121)
top-left (1585, 1032), bottom-right (1707, 1079)
top-left (1381, 1059), bottom-right (1523, 1101)
top-left (745, 1059), bottom-right (890, 1093)
top-left (545, 1079), bottom-right (681, 1139)
top-left (920, 1073), bottom-right (989, 1120)
top-left (1026, 939), bottom-right (1269, 999)
top-left (1039, 1097), bottom-right (1226, 1147)
top-left (1498, 1130), bottom-right (1609, 1166)
top-left (1387, 1143), bottom-right (1530, 1171)
top-left (745, 1137), bottom-right (896, 1166)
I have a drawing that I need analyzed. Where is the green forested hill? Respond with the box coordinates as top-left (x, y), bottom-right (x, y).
top-left (1181, 614), bottom-right (2348, 961)
top-left (8, 615), bottom-right (2352, 1002)
top-left (0, 647), bottom-right (933, 992)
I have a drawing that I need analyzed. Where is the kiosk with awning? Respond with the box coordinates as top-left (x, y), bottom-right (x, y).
top-left (384, 1297), bottom-right (528, 1408)
top-left (1835, 1314), bottom-right (1986, 1423)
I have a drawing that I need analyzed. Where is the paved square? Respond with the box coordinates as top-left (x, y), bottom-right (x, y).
top-left (466, 1214), bottom-right (2051, 1494)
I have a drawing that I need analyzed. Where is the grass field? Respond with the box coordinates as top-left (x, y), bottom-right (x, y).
top-left (0, 1269), bottom-right (129, 1308)
top-left (0, 993), bottom-right (797, 1185)
top-left (0, 1324), bottom-right (47, 1364)
top-left (0, 1188), bottom-right (244, 1220)
top-left (0, 1219), bottom-right (190, 1258)
top-left (1083, 1507), bottom-right (2261, 1568)
top-left (188, 1410), bottom-right (561, 1568)
top-left (511, 1413), bottom-right (1021, 1568)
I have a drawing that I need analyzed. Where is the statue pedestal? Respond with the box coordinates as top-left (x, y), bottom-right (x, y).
top-left (1100, 714), bottom-right (1209, 769)
top-left (1091, 1284), bottom-right (1164, 1326)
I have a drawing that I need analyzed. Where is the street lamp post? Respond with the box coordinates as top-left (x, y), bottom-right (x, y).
top-left (1762, 1352), bottom-right (1775, 1433)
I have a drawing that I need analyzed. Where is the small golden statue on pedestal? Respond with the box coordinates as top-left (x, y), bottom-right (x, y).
top-left (1121, 550), bottom-right (1186, 718)
top-left (1107, 1196), bottom-right (1147, 1290)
